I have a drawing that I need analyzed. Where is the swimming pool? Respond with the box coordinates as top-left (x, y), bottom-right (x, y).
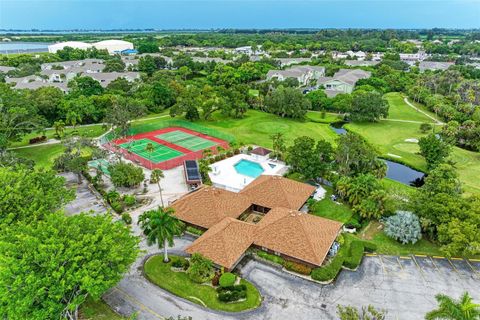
top-left (234, 159), bottom-right (264, 178)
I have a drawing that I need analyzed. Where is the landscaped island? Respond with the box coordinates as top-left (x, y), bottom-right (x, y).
top-left (144, 255), bottom-right (261, 312)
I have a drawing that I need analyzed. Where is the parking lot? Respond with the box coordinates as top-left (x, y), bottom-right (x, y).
top-left (105, 246), bottom-right (480, 320)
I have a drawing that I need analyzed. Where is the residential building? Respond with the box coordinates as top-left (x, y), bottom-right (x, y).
top-left (419, 61), bottom-right (455, 72)
top-left (276, 58), bottom-right (312, 67)
top-left (266, 65), bottom-right (326, 86)
top-left (171, 175), bottom-right (342, 270)
top-left (317, 69), bottom-right (371, 97)
top-left (88, 72), bottom-right (140, 87)
top-left (345, 60), bottom-right (380, 67)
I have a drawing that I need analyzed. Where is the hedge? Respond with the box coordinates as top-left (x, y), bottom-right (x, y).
top-left (256, 250), bottom-right (285, 265)
top-left (311, 254), bottom-right (344, 282)
top-left (343, 241), bottom-right (364, 270)
top-left (284, 261), bottom-right (312, 275)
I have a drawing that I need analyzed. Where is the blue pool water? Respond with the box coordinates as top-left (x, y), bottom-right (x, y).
top-left (234, 160), bottom-right (264, 178)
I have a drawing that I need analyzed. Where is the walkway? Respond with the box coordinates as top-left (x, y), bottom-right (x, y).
top-left (403, 97), bottom-right (444, 125)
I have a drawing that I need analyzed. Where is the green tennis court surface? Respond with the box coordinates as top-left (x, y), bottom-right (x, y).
top-left (156, 130), bottom-right (217, 151)
top-left (119, 138), bottom-right (184, 163)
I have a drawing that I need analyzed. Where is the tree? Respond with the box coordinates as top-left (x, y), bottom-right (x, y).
top-left (335, 132), bottom-right (385, 178)
top-left (103, 57), bottom-right (126, 72)
top-left (337, 304), bottom-right (386, 320)
top-left (420, 122), bottom-right (433, 133)
top-left (151, 169), bottom-right (165, 207)
top-left (145, 142), bottom-right (155, 170)
top-left (384, 211), bottom-right (422, 244)
top-left (425, 292), bottom-right (480, 320)
top-left (109, 162), bottom-right (145, 188)
top-left (286, 136), bottom-right (317, 179)
top-left (0, 167), bottom-right (75, 226)
top-left (53, 137), bottom-right (93, 183)
top-left (177, 66), bottom-right (192, 81)
top-left (264, 85), bottom-right (311, 119)
top-left (68, 76), bottom-right (104, 97)
top-left (53, 120), bottom-right (65, 138)
top-left (419, 133), bottom-right (451, 170)
top-left (350, 91), bottom-right (389, 122)
top-left (138, 207), bottom-right (183, 262)
top-left (0, 213), bottom-right (139, 320)
top-left (270, 132), bottom-right (286, 159)
top-left (138, 55), bottom-right (158, 76)
top-left (66, 110), bottom-right (82, 131)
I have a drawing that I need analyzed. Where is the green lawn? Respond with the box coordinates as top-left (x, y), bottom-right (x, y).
top-left (132, 109), bottom-right (338, 148)
top-left (311, 186), bottom-right (353, 223)
top-left (369, 232), bottom-right (443, 256)
top-left (144, 255), bottom-right (261, 312)
top-left (79, 297), bottom-right (126, 320)
top-left (384, 92), bottom-right (437, 123)
top-left (10, 124), bottom-right (107, 148)
top-left (13, 143), bottom-right (65, 169)
top-left (306, 111), bottom-right (343, 124)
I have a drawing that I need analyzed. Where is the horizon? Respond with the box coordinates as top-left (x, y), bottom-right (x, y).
top-left (1, 0), bottom-right (479, 30)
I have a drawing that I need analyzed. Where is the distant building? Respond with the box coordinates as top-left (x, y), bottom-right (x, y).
top-left (121, 49), bottom-right (138, 55)
top-left (317, 69), bottom-right (371, 97)
top-left (48, 40), bottom-right (134, 55)
top-left (345, 60), bottom-right (380, 67)
top-left (276, 58), bottom-right (312, 67)
top-left (266, 65), bottom-right (325, 86)
top-left (0, 66), bottom-right (15, 73)
top-left (48, 41), bottom-right (93, 53)
top-left (88, 72), bottom-right (140, 87)
top-left (419, 61), bottom-right (455, 72)
top-left (400, 51), bottom-right (428, 62)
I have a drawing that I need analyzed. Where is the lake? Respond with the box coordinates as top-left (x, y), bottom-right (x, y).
top-left (383, 159), bottom-right (425, 187)
top-left (0, 42), bottom-right (51, 53)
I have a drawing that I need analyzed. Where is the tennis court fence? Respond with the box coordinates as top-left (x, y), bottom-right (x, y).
top-left (100, 119), bottom-right (236, 145)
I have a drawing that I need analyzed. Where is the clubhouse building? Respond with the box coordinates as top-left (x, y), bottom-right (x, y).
top-left (171, 175), bottom-right (342, 270)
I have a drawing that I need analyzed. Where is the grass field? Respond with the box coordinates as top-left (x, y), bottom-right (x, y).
top-left (79, 298), bottom-right (126, 320)
top-left (311, 186), bottom-right (353, 223)
top-left (144, 255), bottom-right (261, 312)
top-left (13, 143), bottom-right (65, 168)
top-left (384, 92), bottom-right (437, 123)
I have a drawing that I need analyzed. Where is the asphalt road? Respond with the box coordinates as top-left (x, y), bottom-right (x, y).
top-left (103, 237), bottom-right (480, 320)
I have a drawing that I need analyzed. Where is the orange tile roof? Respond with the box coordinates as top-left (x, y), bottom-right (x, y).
top-left (254, 207), bottom-right (343, 267)
top-left (185, 218), bottom-right (257, 270)
top-left (240, 175), bottom-right (316, 210)
top-left (170, 186), bottom-right (251, 229)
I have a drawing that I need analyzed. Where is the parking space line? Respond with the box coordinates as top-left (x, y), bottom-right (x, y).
top-left (378, 255), bottom-right (389, 274)
top-left (112, 287), bottom-right (165, 319)
top-left (447, 259), bottom-right (460, 274)
top-left (470, 258), bottom-right (480, 262)
top-left (432, 256), bottom-right (444, 259)
top-left (399, 256), bottom-right (411, 259)
top-left (415, 254), bottom-right (427, 257)
top-left (451, 257), bottom-right (463, 260)
top-left (396, 257), bottom-right (404, 270)
top-left (365, 253), bottom-right (377, 257)
top-left (411, 256), bottom-right (427, 282)
top-left (465, 259), bottom-right (479, 275)
top-left (429, 256), bottom-right (441, 272)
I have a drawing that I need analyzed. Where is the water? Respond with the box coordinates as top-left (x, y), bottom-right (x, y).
top-left (234, 160), bottom-right (264, 178)
top-left (383, 160), bottom-right (425, 187)
top-left (0, 42), bottom-right (51, 53)
top-left (330, 122), bottom-right (347, 135)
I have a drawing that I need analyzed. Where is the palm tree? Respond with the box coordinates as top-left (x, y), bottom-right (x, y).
top-left (151, 169), bottom-right (165, 207)
top-left (426, 292), bottom-right (480, 320)
top-left (145, 142), bottom-right (155, 170)
top-left (53, 120), bottom-right (65, 138)
top-left (138, 207), bottom-right (183, 263)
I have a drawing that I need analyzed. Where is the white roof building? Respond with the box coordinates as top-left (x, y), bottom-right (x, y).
top-left (48, 41), bottom-right (93, 53)
top-left (93, 40), bottom-right (134, 54)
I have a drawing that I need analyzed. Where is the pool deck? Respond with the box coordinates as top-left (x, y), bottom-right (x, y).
top-left (209, 153), bottom-right (288, 192)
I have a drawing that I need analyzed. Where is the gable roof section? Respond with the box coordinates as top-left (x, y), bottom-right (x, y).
top-left (254, 207), bottom-right (343, 266)
top-left (240, 175), bottom-right (315, 210)
top-left (185, 217), bottom-right (257, 269)
top-left (171, 186), bottom-right (251, 229)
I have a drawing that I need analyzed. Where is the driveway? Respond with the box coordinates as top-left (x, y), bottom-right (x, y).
top-left (103, 237), bottom-right (480, 320)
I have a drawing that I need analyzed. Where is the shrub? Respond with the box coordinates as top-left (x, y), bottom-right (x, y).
top-left (172, 257), bottom-right (189, 269)
top-left (283, 261), bottom-right (312, 275)
top-left (106, 190), bottom-right (120, 204)
top-left (29, 135), bottom-right (47, 144)
top-left (123, 194), bottom-right (136, 206)
top-left (384, 211), bottom-right (422, 244)
top-left (219, 272), bottom-right (236, 287)
top-left (211, 272), bottom-right (220, 286)
top-left (343, 241), bottom-right (364, 269)
top-left (187, 253), bottom-right (214, 283)
top-left (362, 241), bottom-right (377, 253)
top-left (217, 284), bottom-right (247, 302)
top-left (311, 255), bottom-right (344, 282)
top-left (256, 250), bottom-right (285, 265)
top-left (233, 148), bottom-right (240, 155)
top-left (186, 226), bottom-right (204, 236)
top-left (226, 150), bottom-right (233, 157)
top-left (345, 217), bottom-right (361, 229)
top-left (420, 122), bottom-right (433, 133)
top-left (109, 162), bottom-right (145, 188)
top-left (110, 201), bottom-right (124, 213)
top-left (121, 213), bottom-right (132, 224)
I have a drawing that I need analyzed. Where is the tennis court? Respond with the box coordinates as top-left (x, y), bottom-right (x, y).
top-left (119, 138), bottom-right (184, 164)
top-left (156, 130), bottom-right (217, 151)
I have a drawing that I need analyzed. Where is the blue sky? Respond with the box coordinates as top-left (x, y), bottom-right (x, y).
top-left (0, 0), bottom-right (479, 30)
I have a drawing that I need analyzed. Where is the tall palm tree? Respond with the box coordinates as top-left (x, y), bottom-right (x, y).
top-left (138, 207), bottom-right (183, 263)
top-left (426, 292), bottom-right (480, 320)
top-left (151, 169), bottom-right (165, 207)
top-left (145, 142), bottom-right (155, 170)
top-left (53, 120), bottom-right (65, 138)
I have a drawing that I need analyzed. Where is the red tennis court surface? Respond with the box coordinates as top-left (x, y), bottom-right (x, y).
top-left (103, 127), bottom-right (229, 170)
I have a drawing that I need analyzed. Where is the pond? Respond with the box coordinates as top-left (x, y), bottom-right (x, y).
top-left (330, 122), bottom-right (347, 135)
top-left (383, 159), bottom-right (425, 187)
